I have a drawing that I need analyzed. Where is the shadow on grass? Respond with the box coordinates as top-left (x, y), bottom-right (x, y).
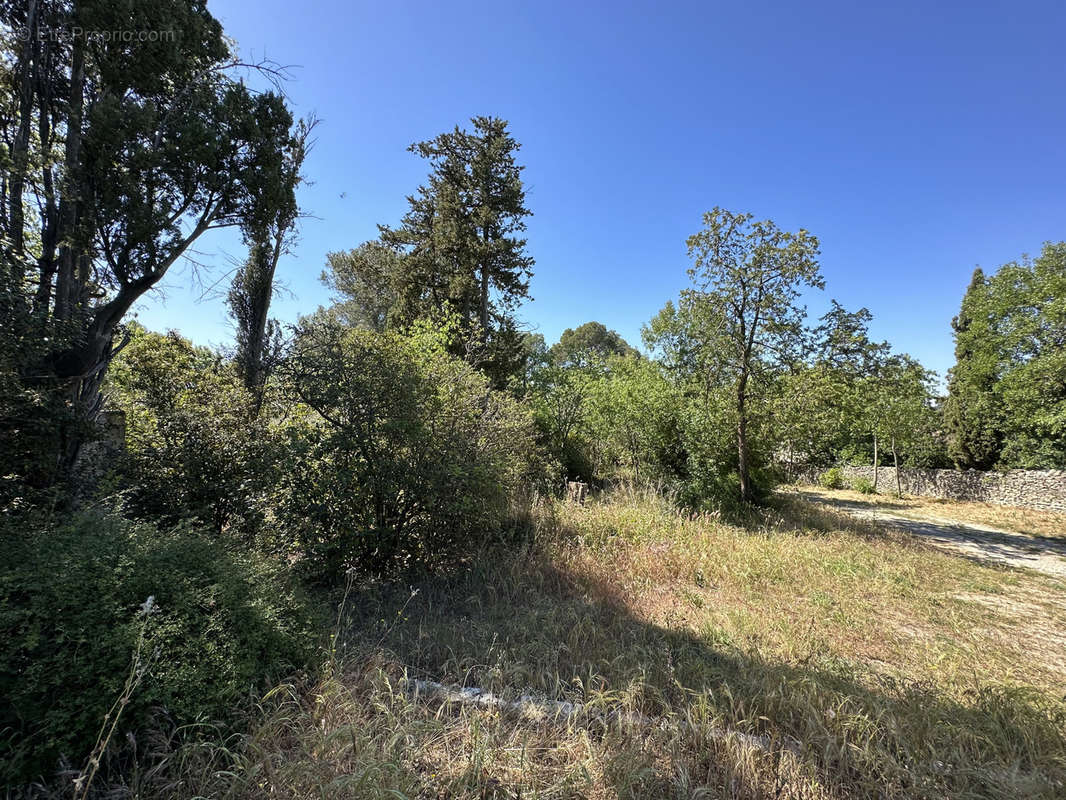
top-left (766, 491), bottom-right (921, 546)
top-left (342, 528), bottom-right (1066, 798)
top-left (788, 489), bottom-right (1066, 578)
top-left (786, 485), bottom-right (915, 510)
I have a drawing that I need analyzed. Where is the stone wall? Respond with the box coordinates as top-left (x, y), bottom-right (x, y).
top-left (791, 464), bottom-right (1066, 512)
top-left (71, 409), bottom-right (127, 501)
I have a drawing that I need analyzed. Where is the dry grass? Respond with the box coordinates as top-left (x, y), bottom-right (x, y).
top-left (795, 484), bottom-right (1066, 540)
top-left (79, 489), bottom-right (1066, 799)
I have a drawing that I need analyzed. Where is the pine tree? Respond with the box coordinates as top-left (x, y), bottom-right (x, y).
top-left (380, 117), bottom-right (533, 384)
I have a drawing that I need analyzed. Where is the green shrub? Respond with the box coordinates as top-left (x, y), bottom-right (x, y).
top-left (107, 324), bottom-right (275, 536)
top-left (278, 320), bottom-right (542, 581)
top-left (527, 355), bottom-right (771, 512)
top-left (818, 467), bottom-right (846, 489)
top-left (852, 476), bottom-right (877, 494)
top-left (0, 509), bottom-right (322, 784)
top-left (673, 395), bottom-right (780, 513)
top-left (585, 355), bottom-right (686, 484)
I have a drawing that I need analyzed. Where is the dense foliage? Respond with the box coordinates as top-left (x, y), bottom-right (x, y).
top-left (944, 243), bottom-right (1066, 469)
top-left (550, 321), bottom-right (640, 367)
top-left (1, 3), bottom-right (1062, 792)
top-left (278, 318), bottom-right (543, 581)
top-left (379, 116), bottom-right (534, 386)
top-left (0, 0), bottom-right (306, 478)
top-left (643, 209), bottom-right (824, 502)
top-left (107, 325), bottom-right (273, 535)
top-left (0, 509), bottom-right (319, 784)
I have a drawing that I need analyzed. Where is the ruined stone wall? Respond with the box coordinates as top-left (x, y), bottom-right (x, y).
top-left (71, 409), bottom-right (127, 500)
top-left (790, 464), bottom-right (1066, 512)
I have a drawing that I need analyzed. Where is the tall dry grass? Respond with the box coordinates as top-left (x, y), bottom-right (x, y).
top-left (29, 487), bottom-right (1066, 799)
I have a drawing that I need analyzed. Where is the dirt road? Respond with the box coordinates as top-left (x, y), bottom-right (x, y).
top-left (795, 490), bottom-right (1066, 580)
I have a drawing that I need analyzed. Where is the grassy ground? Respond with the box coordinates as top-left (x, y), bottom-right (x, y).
top-left (143, 489), bottom-right (1066, 799)
top-left (794, 484), bottom-right (1066, 540)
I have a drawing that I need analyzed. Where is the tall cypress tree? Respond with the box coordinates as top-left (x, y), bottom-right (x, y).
top-left (945, 244), bottom-right (1066, 469)
top-left (380, 116), bottom-right (533, 384)
top-left (228, 117), bottom-right (315, 409)
top-left (943, 268), bottom-right (1004, 468)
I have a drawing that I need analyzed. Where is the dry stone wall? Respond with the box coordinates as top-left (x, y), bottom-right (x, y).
top-left (792, 465), bottom-right (1066, 512)
top-left (71, 409), bottom-right (127, 501)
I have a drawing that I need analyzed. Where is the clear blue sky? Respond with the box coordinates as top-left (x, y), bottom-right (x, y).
top-left (135, 0), bottom-right (1066, 380)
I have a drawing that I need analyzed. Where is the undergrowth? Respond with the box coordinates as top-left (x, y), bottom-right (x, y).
top-left (21, 489), bottom-right (1066, 799)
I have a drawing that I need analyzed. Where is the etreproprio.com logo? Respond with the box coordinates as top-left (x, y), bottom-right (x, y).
top-left (15, 25), bottom-right (177, 43)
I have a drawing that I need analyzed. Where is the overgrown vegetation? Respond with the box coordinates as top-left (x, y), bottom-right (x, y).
top-left (0, 509), bottom-right (320, 785)
top-left (278, 316), bottom-right (543, 581)
top-left (2, 2), bottom-right (1064, 796)
top-left (56, 491), bottom-right (1066, 799)
top-left (944, 243), bottom-right (1066, 470)
top-left (852, 476), bottom-right (876, 494)
top-left (819, 467), bottom-right (846, 489)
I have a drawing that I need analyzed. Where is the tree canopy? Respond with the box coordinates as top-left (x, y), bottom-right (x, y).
top-left (647, 208), bottom-right (823, 502)
top-left (379, 116), bottom-right (533, 385)
top-left (1, 0), bottom-right (305, 478)
top-left (944, 243), bottom-right (1066, 469)
top-left (550, 321), bottom-right (639, 367)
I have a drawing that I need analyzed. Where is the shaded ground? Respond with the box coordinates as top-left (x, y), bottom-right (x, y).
top-left (789, 485), bottom-right (1066, 540)
top-left (792, 486), bottom-right (1066, 579)
top-left (143, 492), bottom-right (1066, 799)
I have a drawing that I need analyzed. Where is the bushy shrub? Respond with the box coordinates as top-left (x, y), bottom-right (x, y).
top-left (107, 325), bottom-right (274, 536)
top-left (852, 476), bottom-right (877, 494)
top-left (278, 320), bottom-right (542, 581)
top-left (0, 509), bottom-right (321, 784)
top-left (670, 388), bottom-right (785, 513)
top-left (526, 361), bottom-right (596, 484)
top-left (819, 467), bottom-right (846, 489)
top-left (526, 352), bottom-right (779, 513)
top-left (673, 399), bottom-right (740, 510)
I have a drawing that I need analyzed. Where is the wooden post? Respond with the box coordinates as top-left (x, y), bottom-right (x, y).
top-left (872, 431), bottom-right (879, 492)
top-left (892, 435), bottom-right (902, 497)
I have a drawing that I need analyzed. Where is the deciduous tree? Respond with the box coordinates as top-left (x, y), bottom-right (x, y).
top-left (550, 321), bottom-right (639, 367)
top-left (672, 208), bottom-right (822, 502)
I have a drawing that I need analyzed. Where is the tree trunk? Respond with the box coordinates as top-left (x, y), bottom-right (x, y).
top-left (737, 372), bottom-right (751, 503)
top-left (479, 225), bottom-right (491, 343)
top-left (480, 265), bottom-right (489, 339)
top-left (237, 231), bottom-right (284, 409)
top-left (872, 431), bottom-right (879, 492)
top-left (6, 0), bottom-right (38, 263)
top-left (51, 262), bottom-right (177, 474)
top-left (892, 435), bottom-right (901, 497)
top-left (54, 34), bottom-right (86, 322)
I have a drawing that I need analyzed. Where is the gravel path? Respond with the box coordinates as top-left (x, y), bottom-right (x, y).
top-left (797, 492), bottom-right (1066, 579)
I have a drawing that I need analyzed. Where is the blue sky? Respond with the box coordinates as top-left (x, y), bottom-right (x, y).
top-left (135, 0), bottom-right (1066, 380)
